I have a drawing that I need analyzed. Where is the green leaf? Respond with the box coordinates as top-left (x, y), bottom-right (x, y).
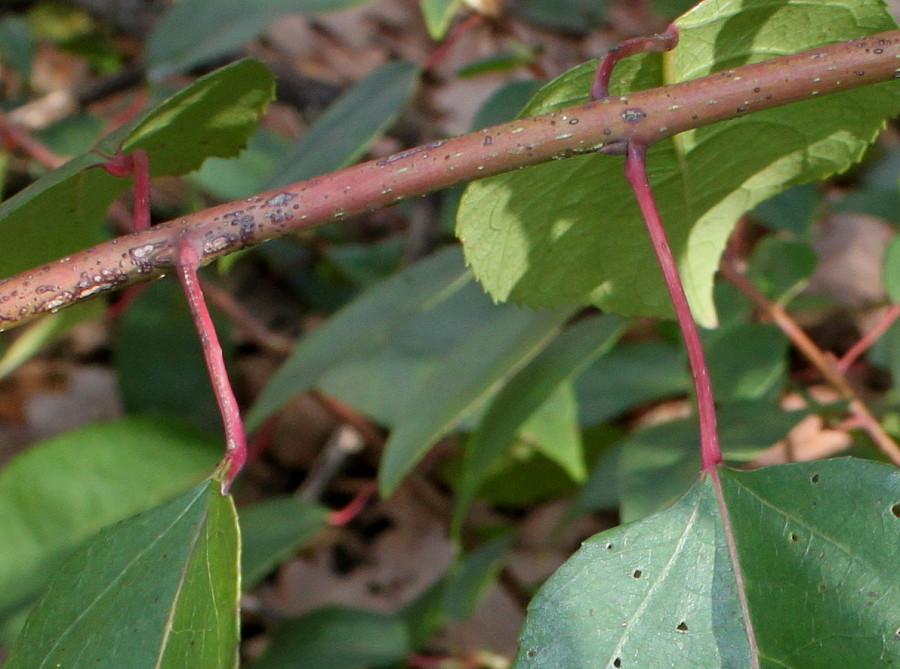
top-left (514, 475), bottom-right (748, 668)
top-left (191, 127), bottom-right (291, 200)
top-left (883, 234), bottom-right (900, 303)
top-left (246, 246), bottom-right (473, 430)
top-left (514, 459), bottom-right (900, 667)
top-left (318, 279), bottom-right (532, 429)
top-left (146, 0), bottom-right (378, 78)
top-left (457, 0), bottom-right (899, 326)
top-left (0, 59), bottom-right (274, 280)
top-left (115, 278), bottom-right (231, 433)
top-left (0, 16), bottom-right (33, 79)
top-left (457, 46), bottom-right (537, 78)
top-left (265, 61), bottom-right (421, 189)
top-left (753, 183), bottom-right (822, 237)
top-left (510, 0), bottom-right (610, 34)
top-left (471, 79), bottom-right (545, 129)
top-left (705, 322), bottom-right (788, 403)
top-left (521, 382), bottom-right (584, 480)
top-left (421, 0), bottom-right (462, 40)
top-left (455, 315), bottom-right (626, 526)
top-left (0, 417), bottom-right (221, 621)
top-left (835, 185), bottom-right (900, 223)
top-left (746, 237), bottom-right (818, 305)
top-left (442, 532), bottom-right (516, 620)
top-left (123, 59), bottom-right (276, 177)
top-left (239, 496), bottom-right (328, 588)
top-left (618, 402), bottom-right (808, 522)
top-left (250, 607), bottom-right (410, 669)
top-left (574, 340), bottom-right (689, 425)
top-left (379, 302), bottom-right (573, 495)
top-left (0, 303), bottom-right (102, 380)
top-left (721, 459), bottom-right (900, 666)
top-left (6, 479), bottom-right (240, 669)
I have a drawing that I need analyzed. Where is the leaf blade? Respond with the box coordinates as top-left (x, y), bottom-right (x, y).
top-left (6, 479), bottom-right (240, 669)
top-left (0, 417), bottom-right (221, 621)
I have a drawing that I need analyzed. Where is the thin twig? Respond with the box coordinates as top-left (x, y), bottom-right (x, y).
top-left (0, 113), bottom-right (66, 169)
top-left (591, 24), bottom-right (679, 100)
top-left (176, 234), bottom-right (248, 493)
top-left (297, 424), bottom-right (368, 503)
top-left (309, 389), bottom-right (386, 450)
top-left (198, 278), bottom-right (294, 355)
top-left (720, 254), bottom-right (900, 465)
top-left (837, 303), bottom-right (900, 373)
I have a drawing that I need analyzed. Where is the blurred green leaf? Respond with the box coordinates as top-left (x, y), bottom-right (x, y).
top-left (147, 0), bottom-right (378, 78)
top-left (455, 315), bottom-right (625, 527)
top-left (380, 300), bottom-right (574, 495)
top-left (883, 234), bottom-right (900, 303)
top-left (191, 127), bottom-right (291, 200)
top-left (0, 16), bottom-right (33, 79)
top-left (239, 496), bottom-right (328, 588)
top-left (0, 417), bottom-right (221, 621)
top-left (835, 186), bottom-right (900, 224)
top-left (471, 79), bottom-right (545, 130)
top-left (6, 479), bottom-right (240, 669)
top-left (457, 46), bottom-right (536, 78)
top-left (115, 278), bottom-right (231, 433)
top-left (705, 322), bottom-right (788, 403)
top-left (265, 61), bottom-right (420, 189)
top-left (574, 340), bottom-right (689, 425)
top-left (247, 246), bottom-right (473, 430)
top-left (442, 532), bottom-right (515, 620)
top-left (510, 0), bottom-right (610, 33)
top-left (746, 237), bottom-right (818, 305)
top-left (250, 607), bottom-right (410, 669)
top-left (421, 0), bottom-right (462, 39)
top-left (753, 183), bottom-right (821, 238)
top-left (521, 382), bottom-right (583, 479)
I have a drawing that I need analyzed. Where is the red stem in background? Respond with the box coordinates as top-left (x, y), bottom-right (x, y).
top-left (591, 25), bottom-right (679, 100)
top-left (0, 114), bottom-right (66, 169)
top-left (720, 255), bottom-right (900, 465)
top-left (131, 149), bottom-right (151, 231)
top-left (624, 141), bottom-right (721, 470)
top-left (327, 481), bottom-right (377, 526)
top-left (176, 235), bottom-right (247, 494)
top-left (837, 303), bottom-right (900, 373)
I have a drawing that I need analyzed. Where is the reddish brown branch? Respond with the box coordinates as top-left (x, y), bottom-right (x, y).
top-left (720, 255), bottom-right (900, 466)
top-left (0, 31), bottom-right (898, 331)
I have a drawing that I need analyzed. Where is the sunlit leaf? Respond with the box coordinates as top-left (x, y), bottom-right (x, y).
top-left (457, 0), bottom-right (899, 326)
